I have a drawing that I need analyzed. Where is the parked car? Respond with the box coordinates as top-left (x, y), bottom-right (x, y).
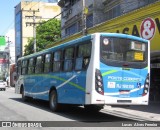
top-left (0, 80), bottom-right (6, 91)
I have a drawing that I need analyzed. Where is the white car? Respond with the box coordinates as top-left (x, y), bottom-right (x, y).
top-left (0, 80), bottom-right (6, 91)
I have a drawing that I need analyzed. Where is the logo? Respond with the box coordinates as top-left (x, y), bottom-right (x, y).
top-left (2, 122), bottom-right (11, 127)
top-left (108, 82), bottom-right (116, 88)
top-left (140, 18), bottom-right (156, 40)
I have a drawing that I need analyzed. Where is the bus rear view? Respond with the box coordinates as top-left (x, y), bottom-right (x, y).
top-left (90, 33), bottom-right (150, 106)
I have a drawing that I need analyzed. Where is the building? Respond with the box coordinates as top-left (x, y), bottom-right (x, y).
top-left (58, 0), bottom-right (159, 38)
top-left (15, 1), bottom-right (61, 61)
top-left (0, 51), bottom-right (9, 80)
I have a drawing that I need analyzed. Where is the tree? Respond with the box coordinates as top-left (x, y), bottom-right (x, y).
top-left (24, 38), bottom-right (34, 56)
top-left (24, 19), bottom-right (61, 56)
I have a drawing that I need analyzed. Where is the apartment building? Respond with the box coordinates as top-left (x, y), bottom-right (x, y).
top-left (58, 0), bottom-right (159, 38)
top-left (15, 1), bottom-right (61, 60)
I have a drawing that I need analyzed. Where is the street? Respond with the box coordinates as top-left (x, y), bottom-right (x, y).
top-left (0, 87), bottom-right (131, 122)
top-left (0, 87), bottom-right (159, 130)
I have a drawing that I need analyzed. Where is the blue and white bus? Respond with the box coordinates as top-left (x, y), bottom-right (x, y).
top-left (15, 33), bottom-right (150, 111)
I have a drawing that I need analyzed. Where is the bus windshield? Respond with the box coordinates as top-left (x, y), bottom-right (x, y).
top-left (101, 37), bottom-right (148, 68)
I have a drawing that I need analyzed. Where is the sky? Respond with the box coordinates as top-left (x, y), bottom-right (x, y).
top-left (0, 0), bottom-right (21, 62)
top-left (0, 0), bottom-right (50, 62)
top-left (0, 0), bottom-right (51, 37)
top-left (0, 0), bottom-right (20, 36)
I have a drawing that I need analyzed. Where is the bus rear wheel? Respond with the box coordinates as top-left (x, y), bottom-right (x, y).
top-left (49, 90), bottom-right (60, 112)
top-left (21, 87), bottom-right (28, 102)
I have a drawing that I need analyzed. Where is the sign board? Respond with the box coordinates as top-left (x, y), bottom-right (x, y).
top-left (0, 36), bottom-right (5, 46)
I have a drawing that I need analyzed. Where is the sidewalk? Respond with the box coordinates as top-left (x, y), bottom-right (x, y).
top-left (103, 102), bottom-right (160, 121)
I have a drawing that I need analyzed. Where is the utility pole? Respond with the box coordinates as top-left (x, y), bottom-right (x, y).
top-left (6, 36), bottom-right (11, 87)
top-left (82, 0), bottom-right (86, 35)
top-left (25, 10), bottom-right (41, 53)
top-left (33, 11), bottom-right (37, 53)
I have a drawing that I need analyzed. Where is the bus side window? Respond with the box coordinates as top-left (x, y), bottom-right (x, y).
top-left (63, 47), bottom-right (74, 72)
top-left (75, 57), bottom-right (83, 70)
top-left (28, 58), bottom-right (35, 74)
top-left (17, 60), bottom-right (22, 77)
top-left (22, 60), bottom-right (28, 75)
top-left (53, 51), bottom-right (62, 72)
top-left (75, 42), bottom-right (91, 70)
top-left (44, 54), bottom-right (51, 73)
top-left (35, 56), bottom-right (42, 74)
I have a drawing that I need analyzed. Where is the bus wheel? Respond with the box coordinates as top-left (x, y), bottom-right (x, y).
top-left (21, 87), bottom-right (27, 102)
top-left (49, 90), bottom-right (59, 112)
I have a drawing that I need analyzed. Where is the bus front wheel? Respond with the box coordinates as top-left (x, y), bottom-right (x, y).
top-left (49, 90), bottom-right (60, 112)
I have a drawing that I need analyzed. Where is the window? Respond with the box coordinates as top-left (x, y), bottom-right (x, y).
top-left (64, 47), bottom-right (74, 71)
top-left (100, 37), bottom-right (148, 68)
top-left (86, 14), bottom-right (93, 28)
top-left (28, 58), bottom-right (35, 74)
top-left (71, 0), bottom-right (79, 6)
top-left (22, 60), bottom-right (28, 75)
top-left (35, 56), bottom-right (42, 74)
top-left (104, 1), bottom-right (121, 21)
top-left (75, 42), bottom-right (92, 70)
top-left (44, 54), bottom-right (51, 73)
top-left (65, 23), bottom-right (78, 36)
top-left (53, 51), bottom-right (62, 72)
top-left (17, 60), bottom-right (22, 76)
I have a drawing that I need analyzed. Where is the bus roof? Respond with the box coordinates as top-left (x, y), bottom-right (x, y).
top-left (18, 34), bottom-right (92, 61)
top-left (18, 33), bottom-right (148, 61)
top-left (100, 33), bottom-right (148, 43)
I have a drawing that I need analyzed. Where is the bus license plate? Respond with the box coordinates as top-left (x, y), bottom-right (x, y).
top-left (119, 91), bottom-right (130, 95)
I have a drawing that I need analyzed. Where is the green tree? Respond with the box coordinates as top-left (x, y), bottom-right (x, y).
top-left (24, 19), bottom-right (61, 56)
top-left (24, 38), bottom-right (34, 56)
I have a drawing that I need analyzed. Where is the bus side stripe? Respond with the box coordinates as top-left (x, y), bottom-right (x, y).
top-left (102, 70), bottom-right (118, 77)
top-left (56, 75), bottom-right (76, 89)
top-left (46, 74), bottom-right (85, 92)
top-left (27, 74), bottom-right (85, 92)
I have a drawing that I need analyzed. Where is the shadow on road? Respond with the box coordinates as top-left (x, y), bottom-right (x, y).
top-left (123, 103), bottom-right (160, 114)
top-left (10, 97), bottom-right (131, 122)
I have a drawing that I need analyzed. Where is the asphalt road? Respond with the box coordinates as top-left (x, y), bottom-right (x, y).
top-left (0, 87), bottom-right (159, 130)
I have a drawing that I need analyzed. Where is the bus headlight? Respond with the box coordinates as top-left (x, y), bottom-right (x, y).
top-left (145, 84), bottom-right (149, 88)
top-left (97, 81), bottom-right (102, 86)
top-left (144, 90), bottom-right (148, 94)
top-left (142, 73), bottom-right (150, 96)
top-left (95, 69), bottom-right (104, 95)
top-left (97, 75), bottom-right (102, 81)
top-left (146, 79), bottom-right (149, 83)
